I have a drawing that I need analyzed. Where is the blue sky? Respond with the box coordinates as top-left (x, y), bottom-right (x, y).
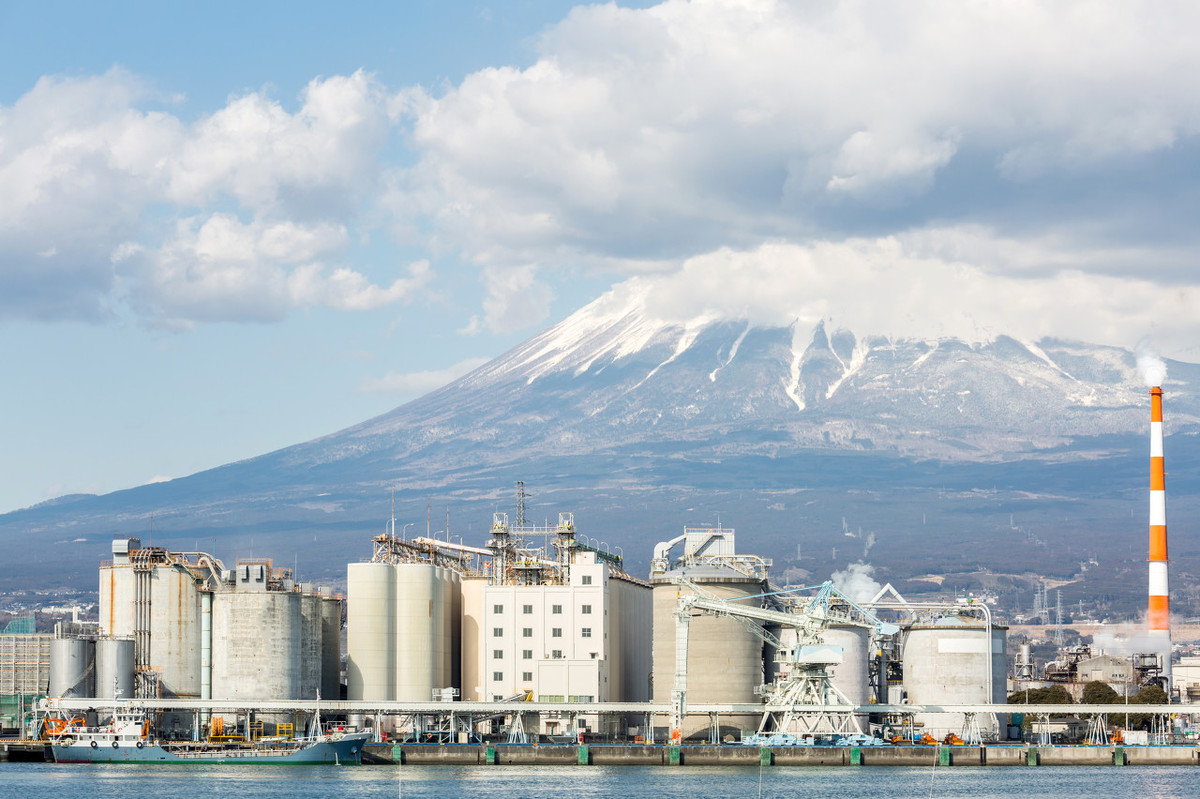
top-left (3, 0), bottom-right (1200, 513)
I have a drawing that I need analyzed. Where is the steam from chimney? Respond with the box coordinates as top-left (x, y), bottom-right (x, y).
top-left (1137, 343), bottom-right (1167, 387)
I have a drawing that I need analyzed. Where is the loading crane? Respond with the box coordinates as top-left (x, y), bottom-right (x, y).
top-left (670, 578), bottom-right (898, 740)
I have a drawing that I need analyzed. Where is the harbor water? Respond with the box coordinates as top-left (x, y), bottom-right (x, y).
top-left (0, 762), bottom-right (1195, 799)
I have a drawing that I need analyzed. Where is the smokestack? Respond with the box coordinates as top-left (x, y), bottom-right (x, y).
top-left (1149, 386), bottom-right (1172, 689)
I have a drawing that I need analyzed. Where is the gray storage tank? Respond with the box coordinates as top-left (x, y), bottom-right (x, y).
top-left (49, 638), bottom-right (94, 698)
top-left (95, 638), bottom-right (135, 700)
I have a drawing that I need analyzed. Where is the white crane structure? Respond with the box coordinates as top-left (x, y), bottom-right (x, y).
top-left (669, 578), bottom-right (898, 740)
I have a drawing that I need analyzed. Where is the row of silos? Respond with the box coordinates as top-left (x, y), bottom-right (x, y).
top-left (49, 638), bottom-right (135, 700)
top-left (346, 562), bottom-right (461, 701)
top-left (97, 541), bottom-right (343, 704)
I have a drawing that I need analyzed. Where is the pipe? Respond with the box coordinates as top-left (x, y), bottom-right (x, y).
top-left (200, 591), bottom-right (212, 723)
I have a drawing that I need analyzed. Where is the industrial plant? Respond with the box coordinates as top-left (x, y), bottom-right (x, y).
top-left (0, 384), bottom-right (1194, 765)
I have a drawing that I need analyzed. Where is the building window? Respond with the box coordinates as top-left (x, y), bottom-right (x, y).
top-left (581, 628), bottom-right (592, 638)
top-left (551, 649), bottom-right (563, 659)
top-left (581, 604), bottom-right (592, 615)
top-left (552, 628), bottom-right (562, 638)
top-left (492, 673), bottom-right (503, 682)
top-left (522, 627), bottom-right (533, 637)
top-left (551, 604), bottom-right (562, 614)
top-left (570, 695), bottom-right (595, 703)
top-left (493, 604), bottom-right (504, 614)
top-left (540, 695), bottom-right (564, 703)
top-left (493, 627), bottom-right (503, 637)
top-left (522, 649), bottom-right (533, 659)
top-left (523, 604), bottom-right (533, 614)
top-left (522, 671), bottom-right (533, 682)
top-left (581, 575), bottom-right (592, 585)
top-left (493, 649), bottom-right (503, 659)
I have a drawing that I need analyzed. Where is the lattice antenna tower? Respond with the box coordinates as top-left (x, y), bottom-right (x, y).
top-left (1054, 589), bottom-right (1065, 647)
top-left (516, 481), bottom-right (527, 527)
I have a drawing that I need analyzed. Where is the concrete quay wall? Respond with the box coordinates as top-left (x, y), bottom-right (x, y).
top-left (363, 743), bottom-right (1200, 767)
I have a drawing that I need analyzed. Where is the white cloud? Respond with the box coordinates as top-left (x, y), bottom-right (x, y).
top-left (0, 69), bottom-right (404, 325)
top-left (393, 0), bottom-right (1200, 271)
top-left (582, 228), bottom-right (1200, 360)
top-left (5, 1), bottom-right (1200, 345)
top-left (358, 357), bottom-right (492, 396)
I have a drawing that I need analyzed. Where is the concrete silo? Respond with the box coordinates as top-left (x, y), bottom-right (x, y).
top-left (298, 592), bottom-right (324, 699)
top-left (319, 593), bottom-right (342, 700)
top-left (902, 614), bottom-right (1007, 739)
top-left (210, 565), bottom-right (302, 701)
top-left (98, 538), bottom-right (204, 700)
top-left (650, 527), bottom-right (770, 739)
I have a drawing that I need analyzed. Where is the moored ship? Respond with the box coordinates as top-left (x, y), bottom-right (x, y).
top-left (47, 711), bottom-right (369, 764)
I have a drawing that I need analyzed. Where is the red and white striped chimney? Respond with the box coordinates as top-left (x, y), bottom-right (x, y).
top-left (1148, 386), bottom-right (1170, 643)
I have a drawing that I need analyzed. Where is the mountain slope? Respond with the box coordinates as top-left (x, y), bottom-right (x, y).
top-left (5, 300), bottom-right (1199, 620)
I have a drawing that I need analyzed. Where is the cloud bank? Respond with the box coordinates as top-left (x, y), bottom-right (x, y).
top-left (4, 1), bottom-right (1200, 353)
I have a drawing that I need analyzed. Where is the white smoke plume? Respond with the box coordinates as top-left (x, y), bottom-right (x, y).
top-left (1092, 622), bottom-right (1171, 657)
top-left (831, 562), bottom-right (883, 603)
top-left (863, 532), bottom-right (876, 559)
top-left (1136, 342), bottom-right (1168, 387)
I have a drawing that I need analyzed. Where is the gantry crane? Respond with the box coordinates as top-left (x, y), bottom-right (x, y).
top-left (669, 578), bottom-right (898, 739)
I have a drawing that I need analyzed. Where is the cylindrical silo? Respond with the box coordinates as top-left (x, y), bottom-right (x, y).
top-left (346, 562), bottom-right (395, 701)
top-left (824, 625), bottom-right (871, 708)
top-left (149, 566), bottom-right (202, 698)
top-left (448, 570), bottom-right (462, 692)
top-left (95, 638), bottom-right (135, 700)
top-left (395, 563), bottom-right (439, 701)
top-left (320, 596), bottom-right (342, 700)
top-left (298, 593), bottom-right (323, 699)
top-left (49, 638), bottom-right (95, 698)
top-left (211, 589), bottom-right (301, 701)
top-left (902, 615), bottom-right (1007, 740)
top-left (651, 567), bottom-right (766, 738)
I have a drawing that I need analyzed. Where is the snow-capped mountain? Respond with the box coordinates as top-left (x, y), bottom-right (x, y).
top-left (5, 295), bottom-right (1199, 611)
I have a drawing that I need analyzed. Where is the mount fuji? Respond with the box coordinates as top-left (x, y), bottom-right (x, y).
top-left (7, 290), bottom-right (1200, 620)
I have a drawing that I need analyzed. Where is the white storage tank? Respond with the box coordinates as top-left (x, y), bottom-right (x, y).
top-left (651, 568), bottom-right (766, 738)
top-left (395, 563), bottom-right (456, 701)
top-left (902, 615), bottom-right (1007, 739)
top-left (49, 638), bottom-right (94, 698)
top-left (95, 638), bottom-right (135, 700)
top-left (346, 562), bottom-right (396, 701)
